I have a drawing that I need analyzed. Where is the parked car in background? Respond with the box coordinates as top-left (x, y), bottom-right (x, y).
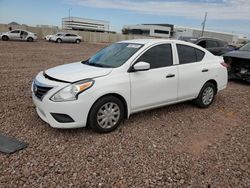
top-left (44, 32), bottom-right (64, 41)
top-left (32, 39), bottom-right (227, 133)
top-left (223, 42), bottom-right (250, 82)
top-left (0, 29), bottom-right (37, 42)
top-left (195, 37), bottom-right (235, 56)
top-left (50, 33), bottom-right (82, 43)
top-left (178, 36), bottom-right (198, 43)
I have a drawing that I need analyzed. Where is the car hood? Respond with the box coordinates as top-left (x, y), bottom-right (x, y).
top-left (223, 50), bottom-right (250, 60)
top-left (45, 62), bottom-right (112, 82)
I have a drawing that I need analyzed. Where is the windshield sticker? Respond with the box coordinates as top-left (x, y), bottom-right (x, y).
top-left (127, 44), bottom-right (141, 49)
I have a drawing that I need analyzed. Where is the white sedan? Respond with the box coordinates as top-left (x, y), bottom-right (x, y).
top-left (50, 33), bottom-right (82, 43)
top-left (1, 29), bottom-right (37, 42)
top-left (32, 39), bottom-right (228, 133)
top-left (44, 32), bottom-right (64, 41)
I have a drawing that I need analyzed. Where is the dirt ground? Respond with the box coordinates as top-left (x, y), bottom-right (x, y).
top-left (0, 40), bottom-right (249, 187)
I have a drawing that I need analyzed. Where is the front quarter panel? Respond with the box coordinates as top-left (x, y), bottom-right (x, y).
top-left (79, 70), bottom-right (131, 118)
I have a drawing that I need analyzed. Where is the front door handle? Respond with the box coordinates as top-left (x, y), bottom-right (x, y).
top-left (202, 69), bottom-right (209, 72)
top-left (166, 74), bottom-right (175, 78)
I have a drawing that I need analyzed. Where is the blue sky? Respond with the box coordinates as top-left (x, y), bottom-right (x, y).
top-left (0, 0), bottom-right (249, 38)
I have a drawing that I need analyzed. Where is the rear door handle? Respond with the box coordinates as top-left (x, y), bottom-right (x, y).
top-left (166, 74), bottom-right (175, 78)
top-left (202, 69), bottom-right (208, 72)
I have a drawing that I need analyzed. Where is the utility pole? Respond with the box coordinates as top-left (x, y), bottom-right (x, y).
top-left (68, 8), bottom-right (72, 20)
top-left (201, 12), bottom-right (207, 37)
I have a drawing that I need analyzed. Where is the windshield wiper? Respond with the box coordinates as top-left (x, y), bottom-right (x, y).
top-left (82, 60), bottom-right (113, 68)
top-left (88, 63), bottom-right (107, 67)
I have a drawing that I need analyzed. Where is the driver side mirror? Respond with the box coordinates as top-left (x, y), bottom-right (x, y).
top-left (130, 61), bottom-right (150, 72)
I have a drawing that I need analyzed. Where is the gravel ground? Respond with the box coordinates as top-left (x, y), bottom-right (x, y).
top-left (0, 40), bottom-right (249, 187)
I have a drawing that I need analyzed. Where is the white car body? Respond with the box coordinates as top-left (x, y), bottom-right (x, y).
top-left (44, 34), bottom-right (53, 41)
top-left (32, 39), bottom-right (227, 130)
top-left (44, 32), bottom-right (64, 41)
top-left (50, 33), bottom-right (82, 43)
top-left (1, 29), bottom-right (37, 41)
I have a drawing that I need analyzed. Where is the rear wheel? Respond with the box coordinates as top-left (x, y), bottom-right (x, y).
top-left (195, 82), bottom-right (216, 108)
top-left (56, 38), bottom-right (62, 43)
top-left (27, 37), bottom-right (33, 42)
top-left (75, 39), bottom-right (81, 44)
top-left (88, 96), bottom-right (124, 133)
top-left (2, 35), bottom-right (9, 41)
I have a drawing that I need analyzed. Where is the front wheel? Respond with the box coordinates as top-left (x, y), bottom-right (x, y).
top-left (75, 39), bottom-right (81, 44)
top-left (195, 82), bottom-right (216, 108)
top-left (2, 35), bottom-right (9, 41)
top-left (56, 38), bottom-right (62, 43)
top-left (27, 37), bottom-right (33, 42)
top-left (88, 96), bottom-right (124, 133)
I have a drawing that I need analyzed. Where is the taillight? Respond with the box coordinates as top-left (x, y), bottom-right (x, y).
top-left (220, 62), bottom-right (229, 68)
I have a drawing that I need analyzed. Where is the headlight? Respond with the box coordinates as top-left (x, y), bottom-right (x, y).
top-left (50, 80), bottom-right (94, 102)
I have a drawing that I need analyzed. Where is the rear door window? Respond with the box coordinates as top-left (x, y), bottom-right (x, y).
top-left (196, 49), bottom-right (205, 61)
top-left (177, 44), bottom-right (205, 64)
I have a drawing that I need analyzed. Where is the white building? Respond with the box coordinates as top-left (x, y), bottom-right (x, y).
top-left (62, 17), bottom-right (110, 32)
top-left (174, 26), bottom-right (247, 44)
top-left (36, 25), bottom-right (58, 29)
top-left (122, 24), bottom-right (173, 38)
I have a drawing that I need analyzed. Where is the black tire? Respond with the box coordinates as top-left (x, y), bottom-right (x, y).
top-left (88, 96), bottom-right (125, 133)
top-left (195, 82), bottom-right (216, 108)
top-left (2, 35), bottom-right (9, 41)
top-left (75, 39), bottom-right (81, 44)
top-left (27, 37), bottom-right (33, 42)
top-left (56, 38), bottom-right (62, 43)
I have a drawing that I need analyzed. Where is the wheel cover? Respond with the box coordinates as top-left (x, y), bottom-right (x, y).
top-left (97, 102), bottom-right (120, 129)
top-left (202, 86), bottom-right (214, 105)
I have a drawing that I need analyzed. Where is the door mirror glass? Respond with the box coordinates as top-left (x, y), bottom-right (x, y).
top-left (133, 61), bottom-right (150, 71)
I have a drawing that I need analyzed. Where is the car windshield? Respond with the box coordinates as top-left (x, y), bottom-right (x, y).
top-left (82, 43), bottom-right (143, 68)
top-left (56, 33), bottom-right (63, 36)
top-left (239, 42), bottom-right (250, 51)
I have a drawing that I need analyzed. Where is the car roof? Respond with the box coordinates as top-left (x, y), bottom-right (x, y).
top-left (119, 38), bottom-right (200, 47)
top-left (119, 38), bottom-right (214, 56)
top-left (119, 39), bottom-right (172, 45)
top-left (12, 29), bottom-right (28, 32)
top-left (10, 29), bottom-right (33, 33)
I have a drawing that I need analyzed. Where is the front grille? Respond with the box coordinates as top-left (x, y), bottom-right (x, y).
top-left (33, 83), bottom-right (53, 100)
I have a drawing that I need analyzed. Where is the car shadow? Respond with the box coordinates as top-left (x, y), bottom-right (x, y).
top-left (0, 40), bottom-right (37, 43)
top-left (53, 101), bottom-right (196, 136)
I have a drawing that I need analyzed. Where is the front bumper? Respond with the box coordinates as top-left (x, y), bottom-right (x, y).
top-left (50, 38), bottom-right (57, 42)
top-left (32, 94), bottom-right (92, 128)
top-left (32, 73), bottom-right (95, 129)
